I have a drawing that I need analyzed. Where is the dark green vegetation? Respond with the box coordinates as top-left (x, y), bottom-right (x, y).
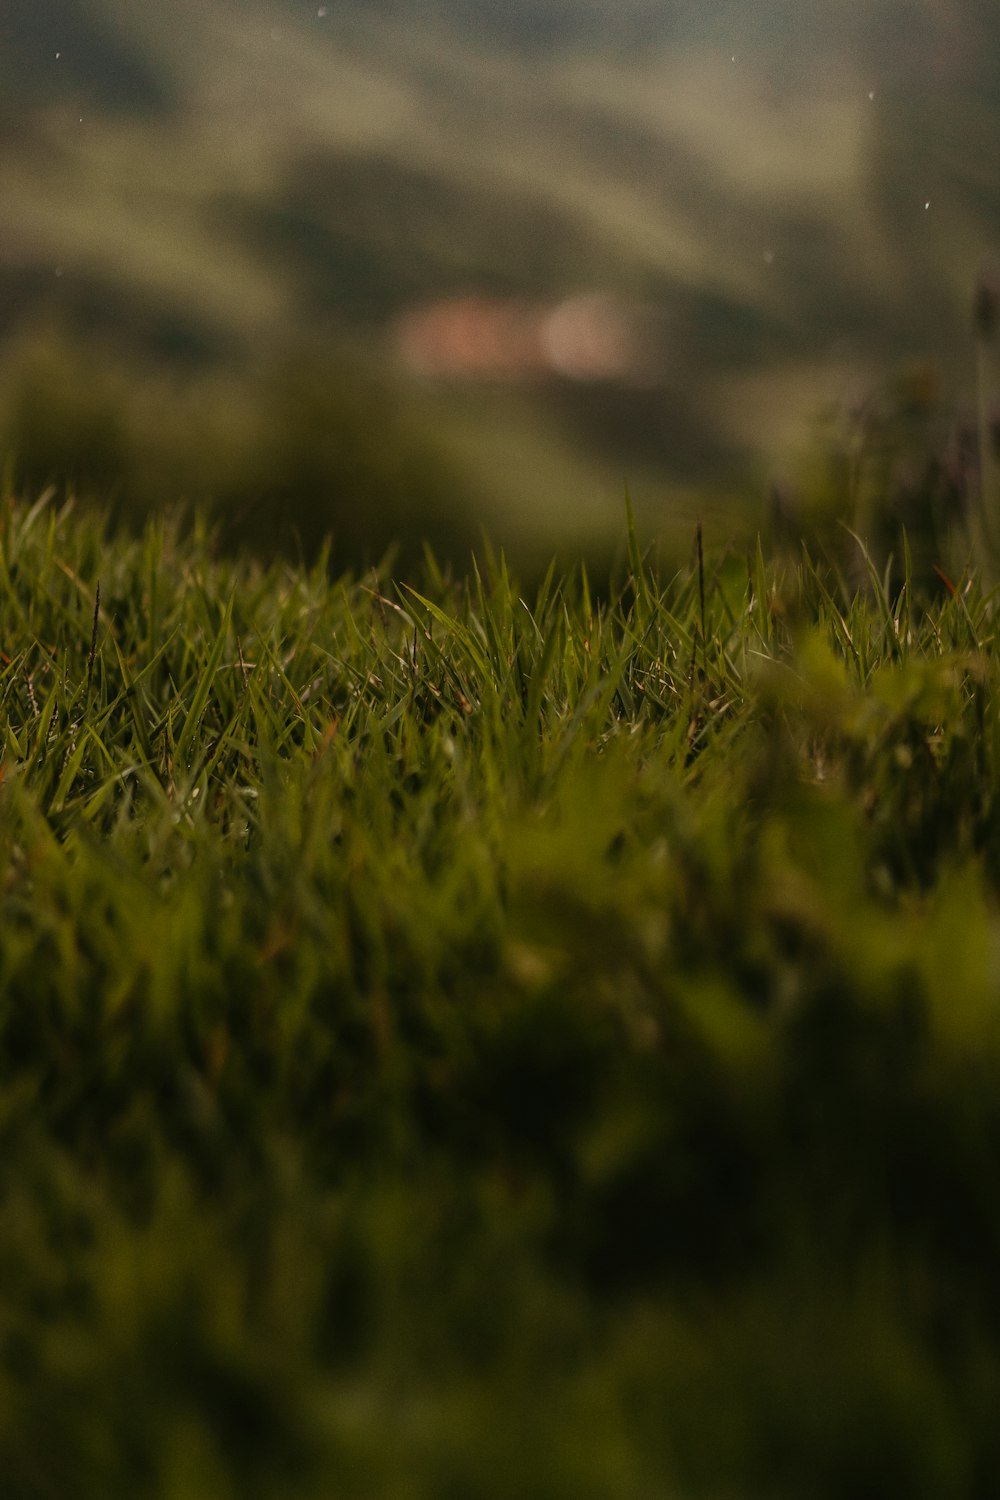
top-left (4, 491), bottom-right (1000, 1496)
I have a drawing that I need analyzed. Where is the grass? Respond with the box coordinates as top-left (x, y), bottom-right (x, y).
top-left (4, 488), bottom-right (1000, 1497)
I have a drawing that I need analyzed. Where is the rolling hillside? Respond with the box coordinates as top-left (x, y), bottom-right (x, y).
top-left (1, 0), bottom-right (998, 561)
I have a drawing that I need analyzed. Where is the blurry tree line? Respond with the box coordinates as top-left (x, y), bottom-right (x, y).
top-left (2, 277), bottom-right (998, 593)
top-left (0, 331), bottom-right (478, 574)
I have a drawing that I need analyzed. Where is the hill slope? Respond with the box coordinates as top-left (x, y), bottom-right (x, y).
top-left (1, 0), bottom-right (998, 552)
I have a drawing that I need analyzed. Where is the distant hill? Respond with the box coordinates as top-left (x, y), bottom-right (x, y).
top-left (0, 0), bottom-right (172, 115)
top-left (291, 0), bottom-right (997, 73)
top-left (1, 0), bottom-right (998, 558)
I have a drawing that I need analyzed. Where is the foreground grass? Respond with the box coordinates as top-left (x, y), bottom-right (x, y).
top-left (3, 493), bottom-right (1000, 1498)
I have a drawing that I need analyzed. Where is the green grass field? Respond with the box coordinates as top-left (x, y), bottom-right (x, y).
top-left (3, 486), bottom-right (1000, 1496)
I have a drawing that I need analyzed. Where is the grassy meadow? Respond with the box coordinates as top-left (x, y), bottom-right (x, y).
top-left (4, 8), bottom-right (1000, 1491)
top-left (3, 485), bottom-right (1000, 1495)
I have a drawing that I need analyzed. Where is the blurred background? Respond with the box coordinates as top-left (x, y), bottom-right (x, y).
top-left (1, 0), bottom-right (998, 574)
